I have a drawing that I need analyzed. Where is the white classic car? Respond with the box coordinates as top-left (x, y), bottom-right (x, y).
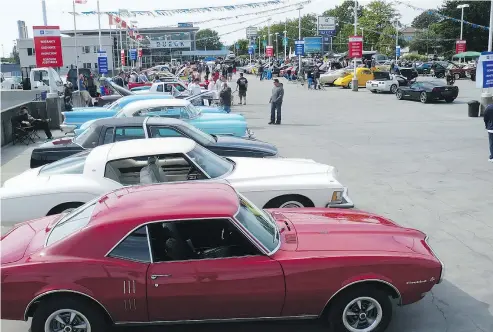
top-left (365, 72), bottom-right (406, 93)
top-left (319, 69), bottom-right (348, 85)
top-left (0, 137), bottom-right (353, 224)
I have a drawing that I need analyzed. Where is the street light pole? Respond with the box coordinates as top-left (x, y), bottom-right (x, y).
top-left (457, 4), bottom-right (469, 63)
top-left (352, 1), bottom-right (358, 92)
top-left (275, 32), bottom-right (279, 58)
top-left (298, 6), bottom-right (302, 73)
top-left (283, 30), bottom-right (287, 60)
top-left (395, 20), bottom-right (399, 61)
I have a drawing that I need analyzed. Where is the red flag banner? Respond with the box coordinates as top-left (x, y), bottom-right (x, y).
top-left (74, 0), bottom-right (88, 4)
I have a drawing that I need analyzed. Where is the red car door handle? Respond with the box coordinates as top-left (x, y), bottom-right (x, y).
top-left (151, 274), bottom-right (172, 280)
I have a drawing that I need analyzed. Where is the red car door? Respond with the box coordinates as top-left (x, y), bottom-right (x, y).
top-left (146, 256), bottom-right (285, 321)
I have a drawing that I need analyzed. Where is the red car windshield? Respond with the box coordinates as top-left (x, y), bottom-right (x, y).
top-left (235, 196), bottom-right (279, 253)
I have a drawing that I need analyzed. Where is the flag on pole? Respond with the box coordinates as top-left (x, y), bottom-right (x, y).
top-left (74, 0), bottom-right (87, 3)
top-left (109, 14), bottom-right (115, 26)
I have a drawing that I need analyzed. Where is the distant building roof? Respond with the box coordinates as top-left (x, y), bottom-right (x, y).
top-left (400, 27), bottom-right (419, 34)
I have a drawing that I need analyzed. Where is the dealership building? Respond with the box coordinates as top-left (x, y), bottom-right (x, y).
top-left (17, 25), bottom-right (228, 74)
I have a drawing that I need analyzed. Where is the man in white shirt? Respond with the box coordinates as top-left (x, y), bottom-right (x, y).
top-left (188, 78), bottom-right (202, 95)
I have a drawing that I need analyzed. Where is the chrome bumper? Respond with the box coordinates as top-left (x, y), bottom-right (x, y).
top-left (326, 188), bottom-right (354, 208)
top-left (60, 124), bottom-right (77, 133)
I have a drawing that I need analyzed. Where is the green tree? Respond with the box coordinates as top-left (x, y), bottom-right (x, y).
top-left (411, 10), bottom-right (441, 29)
top-left (195, 29), bottom-right (223, 50)
top-left (408, 27), bottom-right (442, 54)
top-left (431, 0), bottom-right (489, 54)
top-left (359, 1), bottom-right (400, 53)
top-left (230, 39), bottom-right (250, 55)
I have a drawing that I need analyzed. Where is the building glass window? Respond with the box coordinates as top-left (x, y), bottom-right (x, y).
top-left (94, 63), bottom-right (98, 69)
top-left (93, 46), bottom-right (98, 53)
top-left (27, 48), bottom-right (34, 56)
top-left (82, 46), bottom-right (91, 54)
top-left (83, 63), bottom-right (92, 69)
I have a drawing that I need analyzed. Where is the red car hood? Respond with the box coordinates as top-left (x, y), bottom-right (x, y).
top-left (1, 214), bottom-right (61, 264)
top-left (270, 209), bottom-right (427, 255)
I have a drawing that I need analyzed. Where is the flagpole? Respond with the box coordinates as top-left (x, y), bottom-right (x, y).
top-left (72, 0), bottom-right (80, 91)
top-left (119, 10), bottom-right (123, 72)
top-left (97, 0), bottom-right (104, 77)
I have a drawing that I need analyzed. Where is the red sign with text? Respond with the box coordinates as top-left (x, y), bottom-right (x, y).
top-left (266, 45), bottom-right (274, 57)
top-left (33, 26), bottom-right (63, 67)
top-left (348, 36), bottom-right (363, 58)
top-left (456, 40), bottom-right (466, 54)
top-left (121, 49), bottom-right (126, 66)
top-left (138, 48), bottom-right (143, 58)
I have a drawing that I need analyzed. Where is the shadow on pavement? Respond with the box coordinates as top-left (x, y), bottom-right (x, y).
top-left (115, 281), bottom-right (493, 332)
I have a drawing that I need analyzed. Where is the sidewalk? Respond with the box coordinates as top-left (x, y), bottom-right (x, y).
top-left (1, 130), bottom-right (66, 184)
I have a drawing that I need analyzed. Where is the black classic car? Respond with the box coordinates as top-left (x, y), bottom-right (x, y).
top-left (30, 117), bottom-right (278, 168)
top-left (395, 81), bottom-right (459, 103)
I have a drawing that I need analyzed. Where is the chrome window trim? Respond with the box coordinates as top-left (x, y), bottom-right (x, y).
top-left (114, 315), bottom-right (318, 326)
top-left (319, 279), bottom-right (402, 317)
top-left (425, 236), bottom-right (444, 284)
top-left (24, 289), bottom-right (113, 322)
top-left (146, 225), bottom-right (154, 263)
top-left (142, 117), bottom-right (150, 138)
top-left (104, 216), bottom-right (269, 262)
top-left (105, 225), bottom-right (153, 264)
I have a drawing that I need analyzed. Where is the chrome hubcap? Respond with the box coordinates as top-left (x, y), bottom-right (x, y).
top-left (342, 297), bottom-right (382, 332)
top-left (279, 201), bottom-right (304, 208)
top-left (421, 94), bottom-right (426, 102)
top-left (45, 309), bottom-right (91, 332)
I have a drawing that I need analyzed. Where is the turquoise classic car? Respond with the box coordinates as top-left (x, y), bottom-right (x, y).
top-left (62, 91), bottom-right (227, 134)
top-left (73, 98), bottom-right (252, 138)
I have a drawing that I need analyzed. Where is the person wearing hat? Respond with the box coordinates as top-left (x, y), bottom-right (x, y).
top-left (269, 79), bottom-right (284, 125)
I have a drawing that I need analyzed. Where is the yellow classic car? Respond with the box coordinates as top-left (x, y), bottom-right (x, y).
top-left (333, 67), bottom-right (374, 88)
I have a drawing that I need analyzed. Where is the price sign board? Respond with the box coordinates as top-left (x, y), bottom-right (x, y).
top-left (266, 45), bottom-right (274, 57)
top-left (121, 49), bottom-right (125, 66)
top-left (348, 36), bottom-right (363, 58)
top-left (33, 26), bottom-right (63, 67)
top-left (456, 40), bottom-right (466, 54)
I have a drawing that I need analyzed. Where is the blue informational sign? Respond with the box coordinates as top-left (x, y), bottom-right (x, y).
top-left (282, 37), bottom-right (288, 46)
top-left (481, 52), bottom-right (493, 88)
top-left (320, 30), bottom-right (336, 36)
top-left (178, 22), bottom-right (193, 27)
top-left (129, 49), bottom-right (137, 61)
top-left (295, 40), bottom-right (304, 56)
top-left (248, 47), bottom-right (254, 55)
top-left (252, 43), bottom-right (257, 49)
top-left (97, 51), bottom-right (108, 74)
top-left (304, 37), bottom-right (323, 53)
top-left (396, 46), bottom-right (401, 57)
top-left (235, 43), bottom-right (240, 50)
top-left (262, 40), bottom-right (267, 47)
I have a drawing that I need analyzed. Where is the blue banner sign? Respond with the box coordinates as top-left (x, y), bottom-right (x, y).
top-left (248, 47), bottom-right (254, 55)
top-left (178, 22), bottom-right (193, 27)
top-left (295, 40), bottom-right (304, 56)
top-left (304, 37), bottom-right (322, 53)
top-left (396, 46), bottom-right (401, 57)
top-left (97, 51), bottom-right (108, 74)
top-left (129, 49), bottom-right (137, 61)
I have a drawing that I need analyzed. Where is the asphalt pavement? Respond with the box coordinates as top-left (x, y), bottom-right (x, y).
top-left (1, 73), bottom-right (492, 332)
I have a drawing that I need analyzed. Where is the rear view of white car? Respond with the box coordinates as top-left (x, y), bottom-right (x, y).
top-left (366, 72), bottom-right (401, 94)
top-left (1, 137), bottom-right (353, 225)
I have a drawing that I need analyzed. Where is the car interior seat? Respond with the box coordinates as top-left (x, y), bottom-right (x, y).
top-left (140, 156), bottom-right (167, 184)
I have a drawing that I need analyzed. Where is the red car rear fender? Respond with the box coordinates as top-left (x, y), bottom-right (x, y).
top-left (24, 284), bottom-right (113, 322)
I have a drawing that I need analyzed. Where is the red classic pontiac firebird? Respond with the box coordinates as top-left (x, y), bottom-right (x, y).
top-left (1, 182), bottom-right (443, 332)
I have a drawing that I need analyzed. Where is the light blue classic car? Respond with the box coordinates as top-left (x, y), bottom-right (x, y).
top-left (73, 98), bottom-right (252, 138)
top-left (61, 91), bottom-right (227, 133)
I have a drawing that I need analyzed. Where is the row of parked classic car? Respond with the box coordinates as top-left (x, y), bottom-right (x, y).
top-left (0, 77), bottom-right (444, 332)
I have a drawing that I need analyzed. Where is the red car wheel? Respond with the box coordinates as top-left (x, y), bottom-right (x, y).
top-left (328, 285), bottom-right (392, 332)
top-left (31, 296), bottom-right (109, 332)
